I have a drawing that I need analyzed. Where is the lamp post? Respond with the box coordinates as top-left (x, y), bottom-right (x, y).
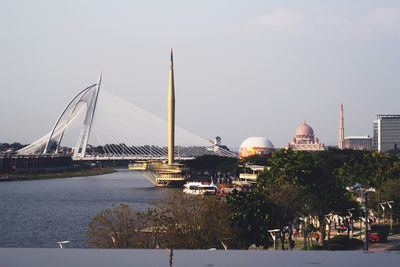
top-left (346, 183), bottom-right (375, 251)
top-left (380, 201), bottom-right (394, 230)
top-left (388, 201), bottom-right (394, 230)
top-left (268, 229), bottom-right (280, 250)
top-left (57, 240), bottom-right (70, 248)
top-left (346, 209), bottom-right (355, 238)
top-left (363, 190), bottom-right (369, 251)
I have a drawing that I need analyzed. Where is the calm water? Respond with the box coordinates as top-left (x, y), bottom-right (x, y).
top-left (0, 171), bottom-right (167, 248)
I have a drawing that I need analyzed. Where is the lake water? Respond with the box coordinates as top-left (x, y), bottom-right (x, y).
top-left (0, 171), bottom-right (167, 248)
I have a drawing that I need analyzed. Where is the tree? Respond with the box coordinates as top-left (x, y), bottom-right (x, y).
top-left (0, 143), bottom-right (10, 151)
top-left (186, 155), bottom-right (239, 177)
top-left (380, 178), bottom-right (400, 221)
top-left (263, 180), bottom-right (308, 249)
top-left (87, 204), bottom-right (143, 248)
top-left (227, 189), bottom-right (278, 248)
top-left (338, 151), bottom-right (398, 220)
top-left (158, 192), bottom-right (237, 249)
top-left (240, 154), bottom-right (269, 166)
top-left (257, 149), bottom-right (356, 247)
top-left (309, 150), bottom-right (356, 243)
top-left (87, 192), bottom-right (237, 249)
top-left (257, 149), bottom-right (317, 248)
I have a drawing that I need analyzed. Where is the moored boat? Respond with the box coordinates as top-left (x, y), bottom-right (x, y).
top-left (183, 181), bottom-right (217, 195)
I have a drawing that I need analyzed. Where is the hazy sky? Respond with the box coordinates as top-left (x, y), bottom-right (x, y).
top-left (0, 0), bottom-right (399, 148)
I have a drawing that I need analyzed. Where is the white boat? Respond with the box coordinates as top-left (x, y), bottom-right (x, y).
top-left (183, 181), bottom-right (217, 195)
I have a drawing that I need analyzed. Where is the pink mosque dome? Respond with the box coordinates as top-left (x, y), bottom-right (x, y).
top-left (295, 121), bottom-right (314, 136)
top-left (288, 120), bottom-right (325, 151)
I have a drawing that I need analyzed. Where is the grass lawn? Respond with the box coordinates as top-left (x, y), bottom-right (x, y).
top-left (8, 167), bottom-right (114, 180)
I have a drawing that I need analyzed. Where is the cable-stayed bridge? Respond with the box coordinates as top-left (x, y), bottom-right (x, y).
top-left (17, 51), bottom-right (236, 186)
top-left (16, 75), bottom-right (236, 161)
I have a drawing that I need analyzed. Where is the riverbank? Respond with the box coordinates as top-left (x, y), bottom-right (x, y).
top-left (1, 167), bottom-right (115, 181)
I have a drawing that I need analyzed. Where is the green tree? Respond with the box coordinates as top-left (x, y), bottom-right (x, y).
top-left (338, 151), bottom-right (398, 219)
top-left (186, 155), bottom-right (239, 179)
top-left (240, 154), bottom-right (269, 166)
top-left (380, 178), bottom-right (400, 221)
top-left (257, 149), bottom-right (355, 246)
top-left (309, 150), bottom-right (356, 243)
top-left (257, 149), bottom-right (317, 248)
top-left (226, 189), bottom-right (278, 248)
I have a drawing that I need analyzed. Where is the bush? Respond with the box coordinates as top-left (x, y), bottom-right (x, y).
top-left (312, 236), bottom-right (363, 251)
top-left (391, 224), bottom-right (400, 235)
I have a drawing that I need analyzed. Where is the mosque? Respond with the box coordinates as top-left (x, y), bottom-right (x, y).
top-left (287, 121), bottom-right (325, 151)
top-left (238, 121), bottom-right (325, 158)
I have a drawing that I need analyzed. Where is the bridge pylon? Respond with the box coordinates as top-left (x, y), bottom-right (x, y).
top-left (74, 73), bottom-right (102, 158)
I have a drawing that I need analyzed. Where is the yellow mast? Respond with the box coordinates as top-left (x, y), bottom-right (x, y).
top-left (168, 49), bottom-right (175, 164)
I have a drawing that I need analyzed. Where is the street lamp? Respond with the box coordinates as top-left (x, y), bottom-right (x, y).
top-left (380, 201), bottom-right (394, 230)
top-left (346, 183), bottom-right (375, 251)
top-left (346, 209), bottom-right (356, 238)
top-left (388, 201), bottom-right (394, 230)
top-left (379, 202), bottom-right (386, 223)
top-left (57, 240), bottom-right (70, 248)
top-left (268, 229), bottom-right (280, 250)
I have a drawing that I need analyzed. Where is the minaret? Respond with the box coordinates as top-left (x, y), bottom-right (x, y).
top-left (168, 49), bottom-right (175, 164)
top-left (338, 103), bottom-right (345, 149)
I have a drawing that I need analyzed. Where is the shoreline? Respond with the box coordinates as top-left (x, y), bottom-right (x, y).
top-left (0, 167), bottom-right (115, 181)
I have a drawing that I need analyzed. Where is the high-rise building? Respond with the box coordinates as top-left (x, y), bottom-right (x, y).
top-left (338, 104), bottom-right (345, 149)
top-left (373, 121), bottom-right (379, 150)
top-left (373, 115), bottom-right (400, 152)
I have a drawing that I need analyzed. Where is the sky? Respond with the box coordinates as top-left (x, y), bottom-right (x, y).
top-left (0, 0), bottom-right (399, 148)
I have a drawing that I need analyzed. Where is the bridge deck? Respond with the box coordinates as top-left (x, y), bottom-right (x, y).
top-left (73, 156), bottom-right (195, 161)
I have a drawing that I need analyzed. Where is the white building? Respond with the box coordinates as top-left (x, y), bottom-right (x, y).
top-left (239, 137), bottom-right (275, 158)
top-left (344, 136), bottom-right (373, 150)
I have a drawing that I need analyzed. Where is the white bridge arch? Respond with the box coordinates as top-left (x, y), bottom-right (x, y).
top-left (17, 75), bottom-right (237, 160)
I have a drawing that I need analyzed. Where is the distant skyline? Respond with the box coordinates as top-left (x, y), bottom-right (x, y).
top-left (1, 0), bottom-right (399, 148)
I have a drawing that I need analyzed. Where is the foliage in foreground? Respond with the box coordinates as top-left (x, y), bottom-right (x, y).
top-left (228, 148), bottom-right (400, 249)
top-left (88, 149), bottom-right (400, 250)
top-left (311, 235), bottom-right (363, 251)
top-left (87, 192), bottom-right (238, 249)
top-left (226, 189), bottom-right (278, 248)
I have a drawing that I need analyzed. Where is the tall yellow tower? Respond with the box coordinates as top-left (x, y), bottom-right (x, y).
top-left (129, 49), bottom-right (185, 187)
top-left (168, 49), bottom-right (175, 164)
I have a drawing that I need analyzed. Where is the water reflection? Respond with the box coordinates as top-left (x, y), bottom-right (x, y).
top-left (169, 249), bottom-right (173, 267)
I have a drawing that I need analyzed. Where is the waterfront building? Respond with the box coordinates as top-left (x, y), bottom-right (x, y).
top-left (373, 114), bottom-right (400, 152)
top-left (287, 121), bottom-right (325, 151)
top-left (239, 137), bottom-right (275, 158)
top-left (344, 136), bottom-right (373, 150)
top-left (338, 104), bottom-right (345, 149)
top-left (0, 155), bottom-right (72, 174)
top-left (238, 165), bottom-right (265, 184)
